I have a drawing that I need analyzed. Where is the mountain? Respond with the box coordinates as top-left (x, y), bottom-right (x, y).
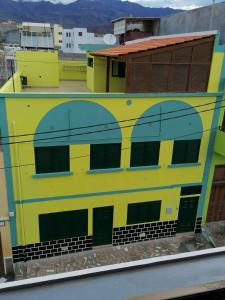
top-left (0, 0), bottom-right (182, 33)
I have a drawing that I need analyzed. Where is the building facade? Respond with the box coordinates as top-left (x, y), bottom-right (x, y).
top-left (113, 17), bottom-right (160, 45)
top-left (0, 32), bottom-right (224, 266)
top-left (61, 28), bottom-right (107, 54)
top-left (18, 22), bottom-right (54, 50)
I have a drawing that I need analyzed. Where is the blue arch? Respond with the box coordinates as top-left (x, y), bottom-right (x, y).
top-left (34, 100), bottom-right (121, 147)
top-left (132, 100), bottom-right (203, 142)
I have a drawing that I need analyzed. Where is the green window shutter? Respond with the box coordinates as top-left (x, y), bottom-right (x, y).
top-left (90, 143), bottom-right (121, 170)
top-left (112, 61), bottom-right (126, 77)
top-left (172, 139), bottom-right (201, 164)
top-left (186, 140), bottom-right (201, 163)
top-left (39, 209), bottom-right (88, 242)
top-left (87, 57), bottom-right (93, 67)
top-left (130, 142), bottom-right (160, 167)
top-left (181, 185), bottom-right (202, 196)
top-left (127, 201), bottom-right (161, 225)
top-left (35, 146), bottom-right (69, 174)
top-left (172, 140), bottom-right (186, 164)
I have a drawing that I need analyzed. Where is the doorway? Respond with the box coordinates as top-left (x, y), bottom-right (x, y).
top-left (93, 206), bottom-right (114, 246)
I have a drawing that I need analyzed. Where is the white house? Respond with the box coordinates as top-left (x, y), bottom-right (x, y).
top-left (61, 28), bottom-right (106, 54)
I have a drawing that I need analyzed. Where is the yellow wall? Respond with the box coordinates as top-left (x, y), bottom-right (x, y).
top-left (87, 56), bottom-right (126, 92)
top-left (16, 50), bottom-right (59, 87)
top-left (94, 56), bottom-right (107, 92)
top-left (5, 95), bottom-right (215, 245)
top-left (0, 72), bottom-right (22, 93)
top-left (0, 151), bottom-right (12, 258)
top-left (110, 60), bottom-right (126, 93)
top-left (59, 60), bottom-right (87, 81)
top-left (208, 52), bottom-right (225, 92)
top-left (18, 187), bottom-right (180, 244)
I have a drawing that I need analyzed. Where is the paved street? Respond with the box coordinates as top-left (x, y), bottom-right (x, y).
top-left (14, 233), bottom-right (211, 280)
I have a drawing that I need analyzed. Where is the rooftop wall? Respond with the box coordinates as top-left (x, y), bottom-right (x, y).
top-left (16, 51), bottom-right (59, 87)
top-left (59, 60), bottom-right (87, 81)
top-left (160, 3), bottom-right (225, 45)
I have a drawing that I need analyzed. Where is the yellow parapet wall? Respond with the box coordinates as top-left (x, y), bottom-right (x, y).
top-left (59, 60), bottom-right (87, 81)
top-left (16, 50), bottom-right (59, 87)
top-left (0, 72), bottom-right (22, 93)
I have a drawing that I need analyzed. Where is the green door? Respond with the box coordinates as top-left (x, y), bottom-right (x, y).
top-left (93, 206), bottom-right (114, 246)
top-left (177, 197), bottom-right (199, 233)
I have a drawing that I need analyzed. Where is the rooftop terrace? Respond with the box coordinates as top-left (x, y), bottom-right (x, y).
top-left (22, 80), bottom-right (90, 94)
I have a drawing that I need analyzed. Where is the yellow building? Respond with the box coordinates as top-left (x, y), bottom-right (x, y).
top-left (0, 32), bottom-right (224, 265)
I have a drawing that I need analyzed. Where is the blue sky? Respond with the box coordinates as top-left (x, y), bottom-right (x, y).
top-left (46, 0), bottom-right (225, 10)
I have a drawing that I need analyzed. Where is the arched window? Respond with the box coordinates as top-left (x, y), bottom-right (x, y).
top-left (131, 100), bottom-right (203, 167)
top-left (34, 100), bottom-right (122, 174)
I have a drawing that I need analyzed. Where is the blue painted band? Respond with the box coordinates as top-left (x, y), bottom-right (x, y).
top-left (0, 92), bottom-right (223, 99)
top-left (127, 166), bottom-right (161, 171)
top-left (168, 163), bottom-right (201, 168)
top-left (87, 168), bottom-right (124, 174)
top-left (198, 96), bottom-right (222, 217)
top-left (0, 98), bottom-right (17, 246)
top-left (32, 171), bottom-right (74, 179)
top-left (15, 182), bottom-right (203, 205)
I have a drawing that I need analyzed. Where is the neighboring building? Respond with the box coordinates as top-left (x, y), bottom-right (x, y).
top-left (0, 51), bottom-right (10, 88)
top-left (53, 24), bottom-right (63, 49)
top-left (4, 30), bottom-right (20, 46)
top-left (0, 21), bottom-right (18, 43)
top-left (4, 45), bottom-right (21, 72)
top-left (61, 28), bottom-right (108, 54)
top-left (0, 32), bottom-right (224, 267)
top-left (18, 22), bottom-right (54, 49)
top-left (112, 17), bottom-right (160, 45)
top-left (160, 2), bottom-right (225, 45)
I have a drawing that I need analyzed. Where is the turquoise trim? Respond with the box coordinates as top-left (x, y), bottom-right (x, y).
top-left (215, 33), bottom-right (225, 52)
top-left (35, 100), bottom-right (122, 146)
top-left (32, 171), bottom-right (74, 179)
top-left (198, 96), bottom-right (222, 217)
top-left (87, 168), bottom-right (124, 174)
top-left (127, 166), bottom-right (161, 171)
top-left (0, 92), bottom-right (223, 99)
top-left (79, 44), bottom-right (113, 51)
top-left (219, 52), bottom-right (225, 92)
top-left (168, 163), bottom-right (201, 168)
top-left (15, 182), bottom-right (203, 205)
top-left (132, 100), bottom-right (203, 142)
top-left (0, 98), bottom-right (17, 246)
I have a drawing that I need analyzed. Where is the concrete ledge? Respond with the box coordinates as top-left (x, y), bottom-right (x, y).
top-left (1, 246), bottom-right (225, 292)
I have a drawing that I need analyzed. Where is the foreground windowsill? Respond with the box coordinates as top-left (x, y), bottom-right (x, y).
top-left (87, 168), bottom-right (124, 174)
top-left (33, 171), bottom-right (74, 179)
top-left (127, 165), bottom-right (161, 171)
top-left (168, 162), bottom-right (201, 168)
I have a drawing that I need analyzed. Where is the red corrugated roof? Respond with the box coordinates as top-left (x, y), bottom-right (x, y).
top-left (91, 34), bottom-right (214, 57)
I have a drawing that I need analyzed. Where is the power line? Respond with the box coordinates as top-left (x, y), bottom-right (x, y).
top-left (0, 126), bottom-right (218, 171)
top-left (1, 98), bottom-right (224, 140)
top-left (1, 103), bottom-right (224, 147)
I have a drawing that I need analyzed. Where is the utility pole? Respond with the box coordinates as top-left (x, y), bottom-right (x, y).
top-left (10, 60), bottom-right (15, 93)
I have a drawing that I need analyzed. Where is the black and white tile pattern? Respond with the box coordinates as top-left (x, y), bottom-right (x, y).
top-left (12, 235), bottom-right (93, 263)
top-left (195, 217), bottom-right (202, 233)
top-left (113, 220), bottom-right (177, 246)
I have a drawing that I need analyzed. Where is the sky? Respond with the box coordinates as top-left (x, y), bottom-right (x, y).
top-left (44, 0), bottom-right (225, 10)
